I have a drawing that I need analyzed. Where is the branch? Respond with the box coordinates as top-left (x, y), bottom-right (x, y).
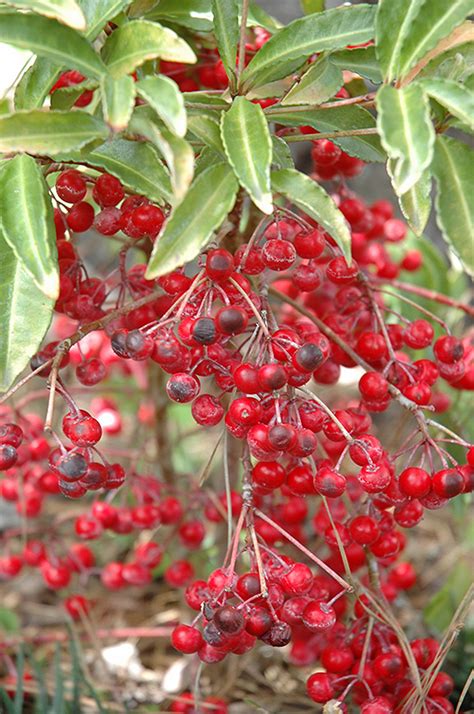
top-left (264, 92), bottom-right (377, 115)
top-left (373, 277), bottom-right (474, 318)
top-left (284, 128), bottom-right (379, 143)
top-left (237, 0), bottom-right (250, 82)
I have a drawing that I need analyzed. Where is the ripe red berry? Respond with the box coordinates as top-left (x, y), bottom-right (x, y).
top-left (171, 624), bottom-right (204, 654)
top-left (262, 238), bottom-right (296, 271)
top-left (93, 173), bottom-right (124, 207)
top-left (294, 229), bottom-right (325, 259)
top-left (326, 256), bottom-right (359, 284)
top-left (66, 201), bottom-right (95, 232)
top-left (356, 332), bottom-right (388, 362)
top-left (281, 563), bottom-right (313, 595)
top-left (131, 204), bottom-right (164, 236)
top-left (349, 515), bottom-right (380, 545)
top-left (403, 319), bottom-right (434, 349)
top-left (56, 170), bottom-right (87, 204)
top-left (434, 336), bottom-right (464, 363)
top-left (399, 467), bottom-right (431, 498)
top-left (252, 461), bottom-right (285, 490)
top-left (64, 595), bottom-right (90, 620)
top-left (306, 672), bottom-right (334, 703)
top-left (41, 561), bottom-right (71, 589)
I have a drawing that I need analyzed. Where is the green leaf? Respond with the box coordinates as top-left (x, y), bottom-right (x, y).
top-left (63, 139), bottom-right (172, 204)
top-left (136, 75), bottom-right (187, 137)
top-left (145, 0), bottom-right (213, 31)
top-left (0, 608), bottom-right (20, 633)
top-left (12, 1), bottom-right (128, 110)
top-left (269, 105), bottom-right (385, 162)
top-left (398, 171), bottom-right (431, 237)
top-left (0, 690), bottom-right (15, 714)
top-left (398, 0), bottom-right (474, 80)
top-left (148, 0), bottom-right (277, 33)
top-left (29, 652), bottom-right (49, 713)
top-left (130, 109), bottom-right (193, 202)
top-left (375, 0), bottom-right (423, 82)
top-left (300, 0), bottom-right (324, 13)
top-left (52, 645), bottom-right (65, 714)
top-left (419, 41), bottom-right (474, 82)
top-left (187, 113), bottom-right (224, 155)
top-left (13, 647), bottom-right (24, 714)
top-left (419, 77), bottom-right (474, 130)
top-left (101, 74), bottom-right (135, 131)
top-left (0, 110), bottom-right (108, 153)
top-left (389, 230), bottom-right (451, 311)
top-left (330, 46), bottom-right (382, 83)
top-left (128, 0), bottom-right (158, 17)
top-left (0, 155), bottom-right (58, 300)
top-left (2, 0), bottom-right (86, 30)
top-left (14, 58), bottom-right (61, 111)
top-left (50, 78), bottom-right (97, 111)
top-left (212, 0), bottom-right (239, 87)
top-left (0, 13), bottom-right (106, 79)
top-left (78, 0), bottom-right (134, 39)
top-left (432, 135), bottom-right (474, 275)
top-left (102, 19), bottom-right (196, 76)
top-left (247, 3), bottom-right (281, 31)
top-left (271, 168), bottom-right (351, 262)
top-left (272, 135), bottom-right (294, 170)
top-left (376, 84), bottom-right (435, 194)
top-left (183, 92), bottom-right (230, 110)
top-left (240, 5), bottom-right (376, 91)
top-left (221, 97), bottom-right (273, 214)
top-left (388, 160), bottom-right (431, 236)
top-left (282, 55), bottom-right (343, 106)
top-left (0, 227), bottom-right (54, 392)
top-left (424, 562), bottom-right (472, 632)
top-left (146, 163), bottom-right (238, 279)
top-left (194, 146), bottom-right (222, 176)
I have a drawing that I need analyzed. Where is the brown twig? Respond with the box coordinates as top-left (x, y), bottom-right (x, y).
top-left (284, 128), bottom-right (379, 143)
top-left (372, 277), bottom-right (474, 318)
top-left (264, 92), bottom-right (377, 115)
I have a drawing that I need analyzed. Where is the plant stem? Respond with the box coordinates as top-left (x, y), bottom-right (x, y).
top-left (284, 128), bottom-right (379, 143)
top-left (373, 277), bottom-right (474, 318)
top-left (265, 92), bottom-right (376, 115)
top-left (254, 508), bottom-right (352, 592)
top-left (237, 0), bottom-right (250, 82)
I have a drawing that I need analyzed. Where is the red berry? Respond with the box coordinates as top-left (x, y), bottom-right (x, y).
top-left (399, 467), bottom-right (431, 498)
top-left (66, 202), bottom-right (95, 232)
top-left (432, 468), bottom-right (465, 498)
top-left (206, 249), bottom-right (234, 281)
top-left (349, 515), bottom-right (380, 545)
top-left (262, 238), bottom-right (296, 271)
top-left (56, 170), bottom-right (87, 204)
top-left (93, 173), bottom-right (124, 207)
top-left (171, 624), bottom-right (204, 654)
top-left (166, 373), bottom-right (200, 403)
top-left (306, 672), bottom-right (334, 703)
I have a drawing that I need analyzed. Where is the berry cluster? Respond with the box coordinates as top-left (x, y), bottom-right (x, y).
top-left (1, 45), bottom-right (472, 712)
